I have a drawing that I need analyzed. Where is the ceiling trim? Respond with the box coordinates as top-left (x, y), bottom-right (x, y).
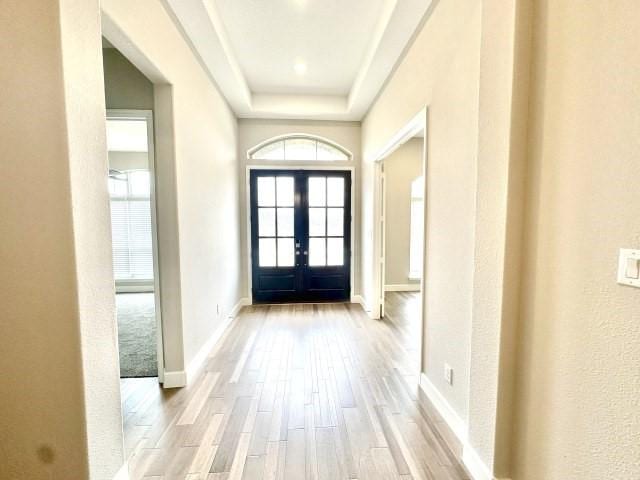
top-left (347, 0), bottom-right (398, 112)
top-left (163, 0), bottom-right (433, 121)
top-left (200, 0), bottom-right (251, 106)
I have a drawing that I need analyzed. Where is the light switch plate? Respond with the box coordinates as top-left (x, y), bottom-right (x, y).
top-left (617, 249), bottom-right (640, 288)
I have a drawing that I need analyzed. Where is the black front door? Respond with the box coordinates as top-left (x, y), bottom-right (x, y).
top-left (250, 169), bottom-right (351, 303)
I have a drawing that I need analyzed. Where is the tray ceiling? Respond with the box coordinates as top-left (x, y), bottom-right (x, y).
top-left (164, 0), bottom-right (433, 120)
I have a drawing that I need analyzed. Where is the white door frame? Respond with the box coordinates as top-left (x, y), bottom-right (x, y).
top-left (107, 109), bottom-right (165, 383)
top-left (379, 164), bottom-right (386, 318)
top-left (371, 108), bottom-right (428, 372)
top-left (245, 165), bottom-right (357, 305)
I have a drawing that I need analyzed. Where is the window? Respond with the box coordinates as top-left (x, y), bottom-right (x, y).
top-left (109, 170), bottom-right (153, 281)
top-left (409, 176), bottom-right (424, 280)
top-left (249, 135), bottom-right (350, 161)
top-left (106, 119), bottom-right (148, 152)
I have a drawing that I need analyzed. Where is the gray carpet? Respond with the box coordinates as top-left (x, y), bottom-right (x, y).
top-left (116, 293), bottom-right (158, 378)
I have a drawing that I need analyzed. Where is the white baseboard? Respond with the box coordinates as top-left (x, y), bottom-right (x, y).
top-left (113, 463), bottom-right (129, 480)
top-left (352, 294), bottom-right (366, 307)
top-left (462, 444), bottom-right (501, 480)
top-left (230, 297), bottom-right (250, 317)
top-left (419, 373), bottom-right (467, 442)
top-left (418, 373), bottom-right (503, 480)
top-left (161, 297), bottom-right (249, 389)
top-left (385, 283), bottom-right (421, 292)
top-left (184, 297), bottom-right (249, 384)
top-left (352, 294), bottom-right (378, 319)
top-left (162, 369), bottom-right (187, 388)
top-left (115, 279), bottom-right (154, 294)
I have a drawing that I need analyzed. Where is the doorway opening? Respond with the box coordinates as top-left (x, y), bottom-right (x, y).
top-left (249, 169), bottom-right (352, 303)
top-left (106, 111), bottom-right (164, 383)
top-left (374, 109), bottom-right (427, 373)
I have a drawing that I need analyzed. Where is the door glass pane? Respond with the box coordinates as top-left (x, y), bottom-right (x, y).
top-left (309, 208), bottom-right (326, 237)
top-left (276, 176), bottom-right (294, 206)
top-left (308, 177), bottom-right (326, 206)
top-left (277, 238), bottom-right (295, 267)
top-left (327, 238), bottom-right (344, 266)
top-left (285, 138), bottom-right (316, 161)
top-left (258, 208), bottom-right (276, 237)
top-left (309, 238), bottom-right (326, 266)
top-left (277, 208), bottom-right (294, 237)
top-left (259, 238), bottom-right (276, 267)
top-left (327, 208), bottom-right (343, 236)
top-left (258, 177), bottom-right (276, 206)
top-left (326, 177), bottom-right (344, 206)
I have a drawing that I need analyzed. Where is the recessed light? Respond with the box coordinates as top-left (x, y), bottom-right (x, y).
top-left (294, 62), bottom-right (307, 75)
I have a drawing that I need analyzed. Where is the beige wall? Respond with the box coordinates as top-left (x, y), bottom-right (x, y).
top-left (362, 0), bottom-right (481, 422)
top-left (237, 119), bottom-right (362, 298)
top-left (0, 0), bottom-right (123, 477)
top-left (103, 48), bottom-right (154, 110)
top-left (3, 1), bottom-right (637, 479)
top-left (383, 138), bottom-right (423, 286)
top-left (467, 0), bottom-right (532, 473)
top-left (362, 3), bottom-right (534, 475)
top-left (512, 1), bottom-right (640, 478)
top-left (102, 0), bottom-right (243, 379)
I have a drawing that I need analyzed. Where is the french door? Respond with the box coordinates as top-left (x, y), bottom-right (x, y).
top-left (250, 169), bottom-right (351, 303)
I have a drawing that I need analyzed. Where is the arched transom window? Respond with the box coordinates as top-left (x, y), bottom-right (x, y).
top-left (248, 135), bottom-right (351, 161)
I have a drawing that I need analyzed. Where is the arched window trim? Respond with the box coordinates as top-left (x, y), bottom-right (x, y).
top-left (247, 133), bottom-right (353, 161)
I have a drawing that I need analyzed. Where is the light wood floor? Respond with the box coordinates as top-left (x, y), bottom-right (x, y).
top-left (120, 297), bottom-right (469, 479)
top-left (382, 291), bottom-right (423, 367)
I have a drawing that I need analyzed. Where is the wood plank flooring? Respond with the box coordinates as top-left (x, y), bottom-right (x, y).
top-left (120, 298), bottom-right (469, 479)
top-left (382, 292), bottom-right (422, 367)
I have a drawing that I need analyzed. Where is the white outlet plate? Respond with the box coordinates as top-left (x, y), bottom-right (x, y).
top-left (617, 249), bottom-right (640, 288)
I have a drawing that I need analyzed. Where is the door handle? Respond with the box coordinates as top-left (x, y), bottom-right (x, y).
top-left (296, 250), bottom-right (300, 255)
top-left (303, 251), bottom-right (308, 255)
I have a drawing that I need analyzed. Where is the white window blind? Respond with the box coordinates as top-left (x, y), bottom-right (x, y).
top-left (109, 171), bottom-right (153, 281)
top-left (409, 176), bottom-right (424, 280)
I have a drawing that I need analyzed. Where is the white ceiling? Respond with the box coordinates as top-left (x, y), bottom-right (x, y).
top-left (164, 0), bottom-right (432, 120)
top-left (214, 0), bottom-right (385, 96)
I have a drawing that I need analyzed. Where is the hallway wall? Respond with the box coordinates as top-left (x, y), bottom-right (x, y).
top-left (103, 48), bottom-right (154, 110)
top-left (237, 119), bottom-right (362, 299)
top-left (383, 138), bottom-right (423, 287)
top-left (102, 0), bottom-right (243, 379)
top-left (0, 0), bottom-right (123, 477)
top-left (513, 1), bottom-right (640, 478)
top-left (362, 0), bottom-right (481, 425)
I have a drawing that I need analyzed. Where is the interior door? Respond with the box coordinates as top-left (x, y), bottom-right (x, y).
top-left (250, 169), bottom-right (351, 303)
